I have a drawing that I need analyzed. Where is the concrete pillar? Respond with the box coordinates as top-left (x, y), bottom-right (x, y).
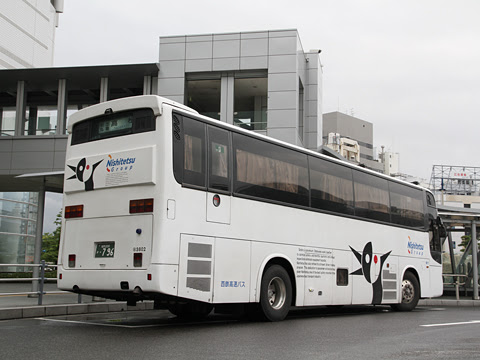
top-left (143, 76), bottom-right (152, 95)
top-left (56, 79), bottom-right (68, 135)
top-left (151, 77), bottom-right (158, 95)
top-left (15, 80), bottom-right (27, 136)
top-left (472, 220), bottom-right (479, 300)
top-left (27, 107), bottom-right (37, 135)
top-left (220, 75), bottom-right (234, 124)
top-left (100, 77), bottom-right (109, 103)
top-left (0, 107), bottom-right (3, 133)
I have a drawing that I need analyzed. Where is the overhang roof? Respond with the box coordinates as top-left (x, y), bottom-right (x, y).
top-left (0, 63), bottom-right (160, 92)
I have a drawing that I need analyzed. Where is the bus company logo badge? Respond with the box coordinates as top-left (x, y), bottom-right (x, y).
top-left (105, 154), bottom-right (136, 173)
top-left (350, 242), bottom-right (391, 305)
top-left (67, 157), bottom-right (103, 191)
top-left (407, 236), bottom-right (424, 256)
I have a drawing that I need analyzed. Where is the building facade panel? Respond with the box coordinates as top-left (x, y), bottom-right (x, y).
top-left (158, 60), bottom-right (185, 79)
top-left (239, 56), bottom-right (268, 70)
top-left (186, 41), bottom-right (213, 60)
top-left (159, 42), bottom-right (186, 61)
top-left (268, 72), bottom-right (297, 91)
top-left (213, 39), bottom-right (240, 58)
top-left (213, 57), bottom-right (240, 71)
top-left (185, 59), bottom-right (212, 72)
top-left (240, 38), bottom-right (268, 57)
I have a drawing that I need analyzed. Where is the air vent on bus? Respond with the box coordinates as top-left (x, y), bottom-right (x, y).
top-left (173, 116), bottom-right (181, 140)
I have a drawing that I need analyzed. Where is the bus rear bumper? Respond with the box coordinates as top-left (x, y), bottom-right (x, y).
top-left (57, 264), bottom-right (179, 301)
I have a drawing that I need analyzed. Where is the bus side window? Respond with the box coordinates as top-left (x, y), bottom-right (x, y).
top-left (353, 170), bottom-right (390, 223)
top-left (208, 126), bottom-right (230, 192)
top-left (173, 115), bottom-right (206, 187)
top-left (233, 133), bottom-right (309, 207)
top-left (389, 182), bottom-right (425, 229)
top-left (309, 156), bottom-right (355, 216)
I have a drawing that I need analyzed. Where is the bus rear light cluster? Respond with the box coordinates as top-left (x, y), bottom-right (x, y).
top-left (130, 199), bottom-right (154, 214)
top-left (65, 205), bottom-right (84, 219)
top-left (133, 253), bottom-right (143, 267)
top-left (68, 254), bottom-right (76, 267)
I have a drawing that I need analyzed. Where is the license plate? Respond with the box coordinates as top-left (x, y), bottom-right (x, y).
top-left (95, 242), bottom-right (115, 258)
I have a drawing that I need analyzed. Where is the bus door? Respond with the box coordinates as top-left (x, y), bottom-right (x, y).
top-left (178, 234), bottom-right (214, 303)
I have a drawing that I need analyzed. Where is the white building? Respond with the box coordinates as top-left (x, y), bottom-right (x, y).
top-left (0, 0), bottom-right (63, 69)
top-left (0, 0), bottom-right (63, 268)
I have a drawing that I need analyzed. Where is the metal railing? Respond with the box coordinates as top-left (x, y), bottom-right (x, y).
top-left (443, 273), bottom-right (468, 300)
top-left (0, 260), bottom-right (81, 305)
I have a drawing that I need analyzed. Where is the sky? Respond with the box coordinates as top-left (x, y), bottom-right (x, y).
top-left (45, 0), bottom-right (480, 230)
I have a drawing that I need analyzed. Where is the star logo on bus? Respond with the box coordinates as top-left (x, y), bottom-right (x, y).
top-left (67, 157), bottom-right (103, 191)
top-left (350, 242), bottom-right (391, 305)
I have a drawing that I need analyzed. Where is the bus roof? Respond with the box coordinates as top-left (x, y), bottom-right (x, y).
top-left (67, 95), bottom-right (430, 194)
top-left (66, 95), bottom-right (197, 132)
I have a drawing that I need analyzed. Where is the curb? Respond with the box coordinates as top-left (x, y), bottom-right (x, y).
top-left (0, 301), bottom-right (154, 321)
top-left (419, 299), bottom-right (480, 307)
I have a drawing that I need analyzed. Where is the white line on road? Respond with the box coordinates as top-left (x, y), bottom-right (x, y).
top-left (421, 320), bottom-right (480, 327)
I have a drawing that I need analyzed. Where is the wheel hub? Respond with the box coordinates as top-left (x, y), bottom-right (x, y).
top-left (268, 276), bottom-right (286, 310)
top-left (402, 279), bottom-right (414, 303)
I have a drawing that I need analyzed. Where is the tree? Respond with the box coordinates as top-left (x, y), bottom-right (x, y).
top-left (459, 234), bottom-right (480, 253)
top-left (41, 210), bottom-right (62, 264)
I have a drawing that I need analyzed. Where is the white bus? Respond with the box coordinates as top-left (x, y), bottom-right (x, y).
top-left (57, 95), bottom-right (444, 321)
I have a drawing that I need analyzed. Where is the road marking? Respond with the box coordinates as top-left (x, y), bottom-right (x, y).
top-left (421, 320), bottom-right (480, 327)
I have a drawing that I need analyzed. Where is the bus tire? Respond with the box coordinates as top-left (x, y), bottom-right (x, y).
top-left (391, 271), bottom-right (419, 312)
top-left (260, 265), bottom-right (292, 321)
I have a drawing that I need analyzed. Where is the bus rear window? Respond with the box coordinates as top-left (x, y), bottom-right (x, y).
top-left (71, 108), bottom-right (155, 145)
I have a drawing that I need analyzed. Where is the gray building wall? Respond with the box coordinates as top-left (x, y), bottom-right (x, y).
top-left (323, 111), bottom-right (383, 172)
top-left (158, 29), bottom-right (323, 151)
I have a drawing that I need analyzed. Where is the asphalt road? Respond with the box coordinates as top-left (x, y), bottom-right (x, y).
top-left (1, 305), bottom-right (479, 360)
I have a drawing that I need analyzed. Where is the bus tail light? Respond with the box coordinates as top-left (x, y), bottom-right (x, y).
top-left (68, 254), bottom-right (76, 267)
top-left (65, 205), bottom-right (84, 219)
top-left (130, 199), bottom-right (154, 214)
top-left (133, 253), bottom-right (143, 267)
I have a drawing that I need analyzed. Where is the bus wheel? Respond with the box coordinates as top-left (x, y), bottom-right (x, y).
top-left (168, 301), bottom-right (213, 319)
top-left (391, 271), bottom-right (419, 312)
top-left (260, 265), bottom-right (292, 321)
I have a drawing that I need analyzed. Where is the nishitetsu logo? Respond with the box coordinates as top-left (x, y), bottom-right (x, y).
top-left (67, 157), bottom-right (103, 191)
top-left (350, 242), bottom-right (391, 305)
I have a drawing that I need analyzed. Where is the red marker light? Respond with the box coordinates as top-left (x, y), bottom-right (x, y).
top-left (68, 254), bottom-right (76, 267)
top-left (133, 253), bottom-right (143, 267)
top-left (130, 199), bottom-right (154, 213)
top-left (65, 205), bottom-right (84, 219)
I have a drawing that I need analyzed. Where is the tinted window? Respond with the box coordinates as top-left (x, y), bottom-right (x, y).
top-left (309, 157), bottom-right (354, 215)
top-left (71, 108), bottom-right (155, 145)
top-left (389, 182), bottom-right (425, 229)
top-left (208, 126), bottom-right (230, 192)
top-left (426, 193), bottom-right (436, 207)
top-left (353, 170), bottom-right (390, 222)
top-left (172, 114), bottom-right (206, 187)
top-left (233, 133), bottom-right (309, 206)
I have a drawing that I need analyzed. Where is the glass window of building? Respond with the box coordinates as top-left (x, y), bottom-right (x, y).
top-left (234, 77), bottom-right (267, 131)
top-left (186, 78), bottom-right (221, 120)
top-left (24, 106), bottom-right (57, 135)
top-left (0, 192), bottom-right (38, 271)
top-left (1, 108), bottom-right (16, 136)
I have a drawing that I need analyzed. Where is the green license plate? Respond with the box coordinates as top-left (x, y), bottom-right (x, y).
top-left (95, 242), bottom-right (115, 258)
